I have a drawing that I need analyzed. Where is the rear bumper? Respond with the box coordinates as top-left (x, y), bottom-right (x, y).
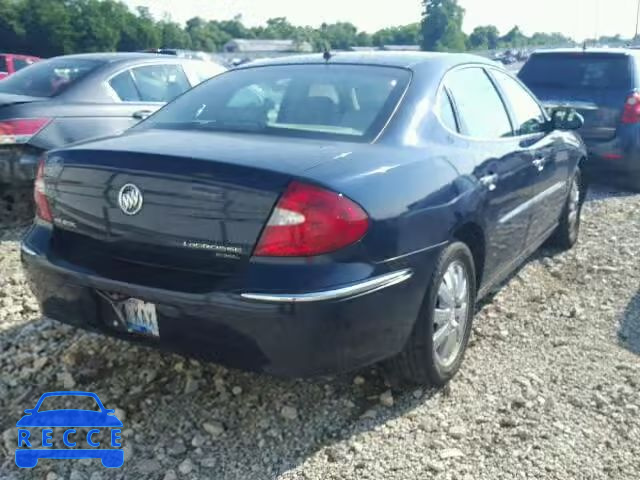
top-left (584, 127), bottom-right (640, 185)
top-left (21, 229), bottom-right (439, 377)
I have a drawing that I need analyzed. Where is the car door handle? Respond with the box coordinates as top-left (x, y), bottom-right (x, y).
top-left (132, 110), bottom-right (152, 120)
top-left (479, 173), bottom-right (499, 191)
top-left (532, 157), bottom-right (546, 172)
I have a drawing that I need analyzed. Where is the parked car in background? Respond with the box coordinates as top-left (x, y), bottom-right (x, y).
top-left (22, 52), bottom-right (586, 387)
top-left (0, 52), bottom-right (225, 196)
top-left (519, 48), bottom-right (640, 190)
top-left (0, 53), bottom-right (40, 79)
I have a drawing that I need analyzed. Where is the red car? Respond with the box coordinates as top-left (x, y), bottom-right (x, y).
top-left (0, 53), bottom-right (40, 79)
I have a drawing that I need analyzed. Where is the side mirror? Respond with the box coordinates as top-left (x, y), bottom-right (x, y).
top-left (549, 107), bottom-right (584, 131)
top-left (24, 409), bottom-right (34, 414)
top-left (105, 409), bottom-right (116, 415)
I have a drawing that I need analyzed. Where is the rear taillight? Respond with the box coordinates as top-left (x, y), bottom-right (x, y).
top-left (0, 118), bottom-right (50, 144)
top-left (34, 157), bottom-right (52, 223)
top-left (254, 181), bottom-right (369, 257)
top-left (622, 93), bottom-right (640, 124)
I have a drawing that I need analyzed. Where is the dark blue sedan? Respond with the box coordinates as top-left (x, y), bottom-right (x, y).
top-left (21, 52), bottom-right (586, 386)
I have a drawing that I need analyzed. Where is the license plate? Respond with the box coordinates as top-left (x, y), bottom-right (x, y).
top-left (118, 298), bottom-right (159, 337)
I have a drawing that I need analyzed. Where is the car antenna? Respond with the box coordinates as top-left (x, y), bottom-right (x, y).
top-left (323, 46), bottom-right (332, 62)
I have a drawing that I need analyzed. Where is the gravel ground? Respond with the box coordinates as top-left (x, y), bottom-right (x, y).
top-left (0, 184), bottom-right (639, 480)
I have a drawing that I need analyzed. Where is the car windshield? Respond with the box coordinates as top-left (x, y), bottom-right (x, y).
top-left (37, 395), bottom-right (101, 412)
top-left (0, 58), bottom-right (104, 97)
top-left (519, 54), bottom-right (632, 89)
top-left (139, 64), bottom-right (411, 142)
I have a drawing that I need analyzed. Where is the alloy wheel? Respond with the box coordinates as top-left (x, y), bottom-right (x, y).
top-left (432, 260), bottom-right (470, 369)
top-left (567, 177), bottom-right (581, 237)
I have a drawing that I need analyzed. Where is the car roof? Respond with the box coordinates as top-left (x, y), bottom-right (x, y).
top-left (48, 52), bottom-right (183, 63)
top-left (0, 53), bottom-right (38, 57)
top-left (532, 48), bottom-right (636, 56)
top-left (239, 51), bottom-right (498, 71)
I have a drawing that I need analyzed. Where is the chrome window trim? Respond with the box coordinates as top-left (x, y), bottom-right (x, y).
top-left (241, 268), bottom-right (413, 303)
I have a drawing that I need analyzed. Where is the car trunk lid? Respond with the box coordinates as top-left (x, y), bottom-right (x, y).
top-left (44, 130), bottom-right (354, 291)
top-left (0, 92), bottom-right (45, 109)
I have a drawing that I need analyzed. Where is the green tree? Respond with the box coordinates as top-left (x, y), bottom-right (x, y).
top-left (185, 17), bottom-right (217, 51)
top-left (317, 22), bottom-right (359, 50)
top-left (0, 0), bottom-right (26, 53)
top-left (421, 0), bottom-right (467, 52)
top-left (20, 0), bottom-right (76, 56)
top-left (356, 31), bottom-right (373, 46)
top-left (468, 25), bottom-right (500, 50)
top-left (261, 17), bottom-right (297, 39)
top-left (372, 23), bottom-right (420, 47)
top-left (215, 15), bottom-right (253, 39)
top-left (159, 20), bottom-right (192, 48)
top-left (500, 26), bottom-right (527, 48)
top-left (69, 0), bottom-right (122, 53)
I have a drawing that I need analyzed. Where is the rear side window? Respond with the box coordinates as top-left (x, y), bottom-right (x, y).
top-left (0, 56), bottom-right (7, 73)
top-left (109, 70), bottom-right (141, 101)
top-left (519, 54), bottom-right (632, 89)
top-left (139, 64), bottom-right (411, 142)
top-left (491, 70), bottom-right (546, 136)
top-left (130, 64), bottom-right (191, 103)
top-left (0, 58), bottom-right (104, 97)
top-left (445, 67), bottom-right (512, 139)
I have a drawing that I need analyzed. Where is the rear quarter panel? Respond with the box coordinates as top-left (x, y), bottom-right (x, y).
top-left (303, 144), bottom-right (466, 263)
top-left (0, 102), bottom-right (141, 151)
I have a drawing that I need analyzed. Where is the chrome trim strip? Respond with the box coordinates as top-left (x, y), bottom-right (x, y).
top-left (241, 269), bottom-right (413, 303)
top-left (499, 180), bottom-right (566, 224)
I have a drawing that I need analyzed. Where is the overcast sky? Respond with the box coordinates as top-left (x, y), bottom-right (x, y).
top-left (123, 0), bottom-right (639, 40)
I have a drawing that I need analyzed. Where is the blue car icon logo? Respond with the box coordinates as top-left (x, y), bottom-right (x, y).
top-left (15, 391), bottom-right (123, 468)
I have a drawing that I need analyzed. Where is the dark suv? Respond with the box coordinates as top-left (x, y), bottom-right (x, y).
top-left (519, 49), bottom-right (640, 190)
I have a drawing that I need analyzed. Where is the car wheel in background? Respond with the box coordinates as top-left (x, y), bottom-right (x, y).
top-left (550, 169), bottom-right (583, 250)
top-left (385, 242), bottom-right (476, 387)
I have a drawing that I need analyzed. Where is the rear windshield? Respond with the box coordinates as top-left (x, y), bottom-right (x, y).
top-left (519, 54), bottom-right (632, 89)
top-left (0, 58), bottom-right (104, 97)
top-left (139, 64), bottom-right (411, 142)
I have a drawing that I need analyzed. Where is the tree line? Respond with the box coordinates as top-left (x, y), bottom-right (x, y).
top-left (0, 0), bottom-right (575, 58)
top-left (421, 0), bottom-right (573, 51)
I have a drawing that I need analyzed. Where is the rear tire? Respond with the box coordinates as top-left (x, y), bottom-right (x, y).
top-left (384, 242), bottom-right (476, 387)
top-left (550, 169), bottom-right (583, 250)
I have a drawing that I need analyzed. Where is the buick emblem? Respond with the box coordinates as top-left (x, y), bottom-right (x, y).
top-left (118, 184), bottom-right (143, 215)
